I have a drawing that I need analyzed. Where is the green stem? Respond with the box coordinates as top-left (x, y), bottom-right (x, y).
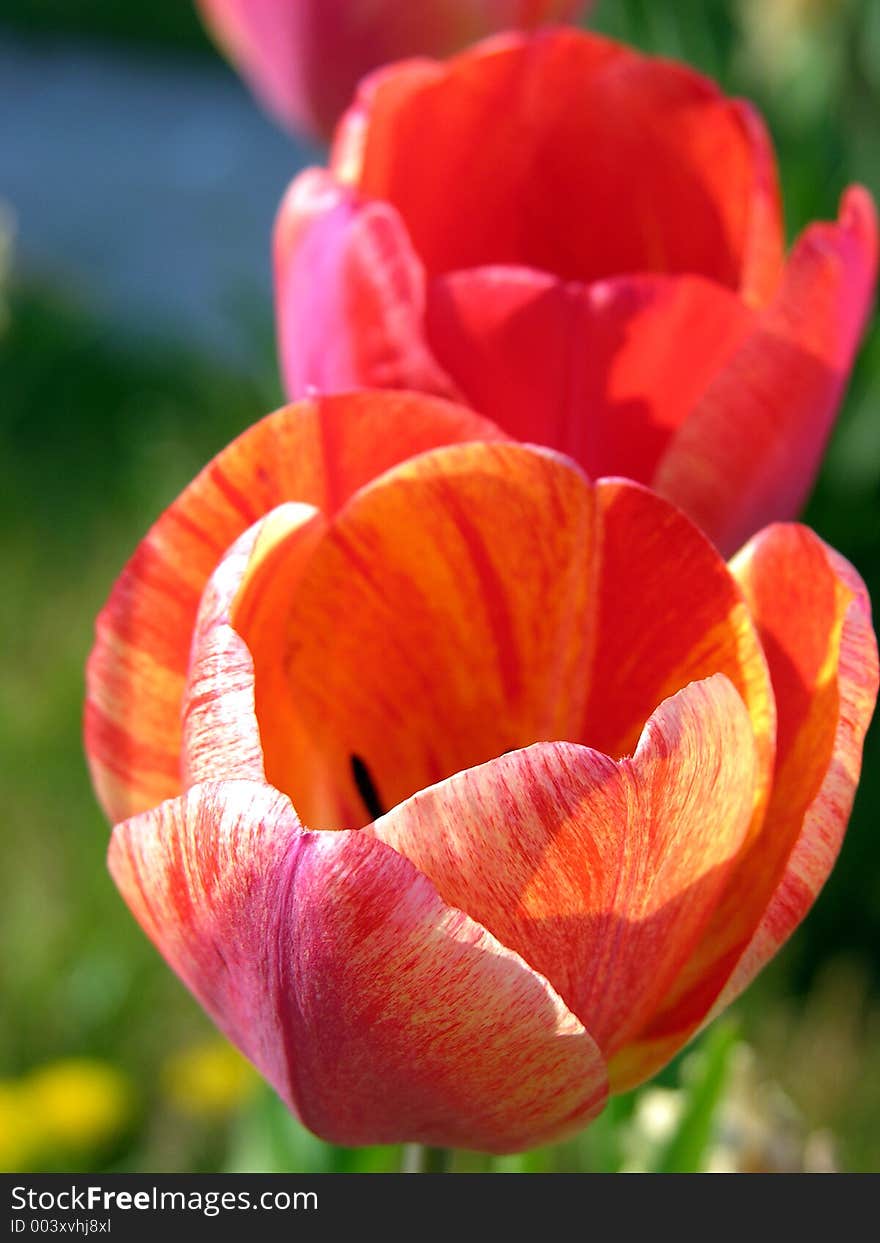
top-left (401, 1144), bottom-right (454, 1173)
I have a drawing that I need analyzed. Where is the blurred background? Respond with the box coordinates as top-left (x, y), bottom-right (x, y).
top-left (1, 0), bottom-right (878, 1174)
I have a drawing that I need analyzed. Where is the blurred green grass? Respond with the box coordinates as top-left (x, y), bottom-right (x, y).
top-left (1, 0), bottom-right (879, 1172)
top-left (0, 284), bottom-right (279, 1127)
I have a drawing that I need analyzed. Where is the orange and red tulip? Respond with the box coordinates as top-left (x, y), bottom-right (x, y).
top-left (86, 391), bottom-right (877, 1152)
top-left (274, 28), bottom-right (877, 556)
top-left (195, 0), bottom-right (589, 142)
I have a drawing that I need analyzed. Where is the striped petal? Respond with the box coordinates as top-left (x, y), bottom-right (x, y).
top-left (719, 526), bottom-right (878, 1002)
top-left (181, 503), bottom-right (326, 788)
top-left (231, 440), bottom-right (599, 827)
top-left (369, 676), bottom-right (757, 1058)
top-left (655, 187), bottom-right (878, 556)
top-left (227, 443), bottom-right (774, 835)
top-left (85, 392), bottom-right (503, 823)
top-left (109, 779), bottom-right (607, 1152)
top-left (611, 525), bottom-right (878, 1090)
top-left (580, 480), bottom-right (774, 793)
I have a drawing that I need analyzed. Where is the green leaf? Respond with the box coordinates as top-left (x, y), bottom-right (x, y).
top-left (651, 1022), bottom-right (739, 1174)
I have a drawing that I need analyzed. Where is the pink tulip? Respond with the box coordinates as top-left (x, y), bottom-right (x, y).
top-left (196, 0), bottom-right (589, 140)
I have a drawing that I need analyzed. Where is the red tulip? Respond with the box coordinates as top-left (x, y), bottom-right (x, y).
top-left (196, 0), bottom-right (589, 141)
top-left (274, 28), bottom-right (877, 557)
top-left (86, 391), bottom-right (876, 1152)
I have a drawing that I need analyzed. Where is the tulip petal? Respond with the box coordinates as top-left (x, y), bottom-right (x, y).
top-left (612, 525), bottom-right (878, 1090)
top-left (275, 169), bottom-right (460, 400)
top-left (369, 676), bottom-right (757, 1058)
top-left (85, 393), bottom-right (504, 823)
top-left (196, 0), bottom-right (317, 134)
top-left (425, 267), bottom-right (755, 482)
top-left (347, 30), bottom-right (784, 292)
top-left (181, 503), bottom-right (327, 789)
top-left (233, 444), bottom-right (774, 834)
top-left (198, 2), bottom-right (455, 140)
top-left (198, 1), bottom-right (588, 140)
top-left (232, 440), bottom-right (599, 826)
top-left (719, 526), bottom-right (878, 1003)
top-left (581, 480), bottom-right (775, 793)
top-left (655, 187), bottom-right (878, 556)
top-left (109, 779), bottom-right (607, 1152)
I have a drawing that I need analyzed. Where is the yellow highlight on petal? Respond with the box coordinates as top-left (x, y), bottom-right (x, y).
top-left (161, 1040), bottom-right (258, 1117)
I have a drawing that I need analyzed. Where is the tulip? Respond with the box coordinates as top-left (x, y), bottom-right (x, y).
top-left (274, 28), bottom-right (878, 557)
top-left (86, 391), bottom-right (877, 1152)
top-left (195, 0), bottom-right (589, 142)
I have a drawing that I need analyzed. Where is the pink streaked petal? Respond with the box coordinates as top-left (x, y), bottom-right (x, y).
top-left (181, 503), bottom-right (326, 788)
top-left (369, 675), bottom-right (757, 1058)
top-left (109, 779), bottom-right (607, 1152)
top-left (274, 169), bottom-right (458, 400)
top-left (612, 526), bottom-right (878, 1092)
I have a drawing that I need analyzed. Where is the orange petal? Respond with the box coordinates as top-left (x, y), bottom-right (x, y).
top-left (109, 779), bottom-right (607, 1152)
top-left (719, 526), bottom-right (878, 1003)
top-left (581, 480), bottom-right (775, 794)
top-left (85, 392), bottom-right (503, 823)
top-left (230, 445), bottom-right (774, 840)
top-left (232, 440), bottom-right (599, 827)
top-left (655, 187), bottom-right (878, 556)
top-left (613, 525), bottom-right (878, 1090)
top-left (370, 676), bottom-right (757, 1058)
top-left (348, 29), bottom-right (783, 293)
